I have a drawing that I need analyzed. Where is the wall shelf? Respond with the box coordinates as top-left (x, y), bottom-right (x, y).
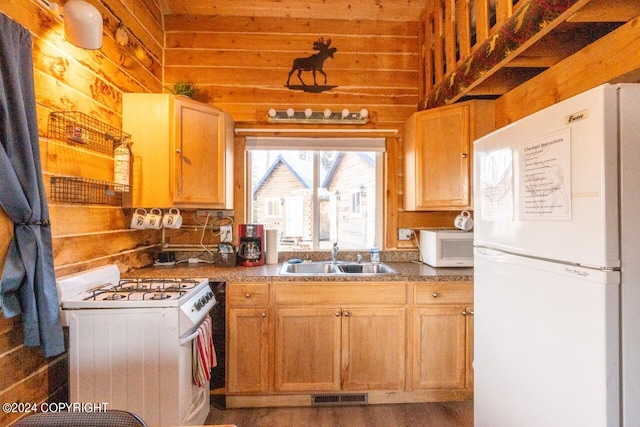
top-left (50, 176), bottom-right (131, 207)
top-left (48, 111), bottom-right (131, 156)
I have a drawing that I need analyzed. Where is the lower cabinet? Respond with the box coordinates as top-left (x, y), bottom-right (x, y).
top-left (465, 305), bottom-right (474, 388)
top-left (412, 282), bottom-right (474, 390)
top-left (275, 308), bottom-right (341, 392)
top-left (226, 280), bottom-right (473, 407)
top-left (275, 307), bottom-right (406, 392)
top-left (226, 283), bottom-right (270, 393)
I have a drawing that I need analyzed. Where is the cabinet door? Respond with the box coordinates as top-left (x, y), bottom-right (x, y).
top-left (341, 308), bottom-right (406, 390)
top-left (275, 308), bottom-right (341, 392)
top-left (414, 105), bottom-right (470, 209)
top-left (123, 93), bottom-right (173, 207)
top-left (465, 306), bottom-right (474, 388)
top-left (172, 99), bottom-right (228, 206)
top-left (413, 306), bottom-right (466, 389)
top-left (227, 308), bottom-right (269, 393)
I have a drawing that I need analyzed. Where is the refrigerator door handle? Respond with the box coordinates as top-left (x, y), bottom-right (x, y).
top-left (474, 247), bottom-right (508, 259)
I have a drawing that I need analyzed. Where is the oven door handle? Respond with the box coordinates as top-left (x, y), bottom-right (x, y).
top-left (180, 329), bottom-right (200, 347)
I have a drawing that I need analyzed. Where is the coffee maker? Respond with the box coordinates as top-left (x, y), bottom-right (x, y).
top-left (238, 224), bottom-right (265, 266)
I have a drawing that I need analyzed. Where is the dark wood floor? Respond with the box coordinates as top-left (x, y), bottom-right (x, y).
top-left (205, 400), bottom-right (474, 427)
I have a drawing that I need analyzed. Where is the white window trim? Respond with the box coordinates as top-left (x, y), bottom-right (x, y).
top-left (350, 191), bottom-right (363, 216)
top-left (265, 198), bottom-right (282, 218)
top-left (246, 137), bottom-right (385, 152)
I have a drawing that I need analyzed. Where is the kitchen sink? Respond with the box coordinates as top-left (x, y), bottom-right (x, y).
top-left (337, 263), bottom-right (395, 274)
top-left (279, 261), bottom-right (396, 276)
top-left (280, 262), bottom-right (340, 274)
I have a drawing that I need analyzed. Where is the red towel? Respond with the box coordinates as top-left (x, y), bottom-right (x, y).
top-left (193, 315), bottom-right (217, 387)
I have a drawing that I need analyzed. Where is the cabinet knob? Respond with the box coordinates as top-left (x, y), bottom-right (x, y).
top-left (261, 312), bottom-right (267, 318)
top-left (461, 153), bottom-right (468, 158)
top-left (343, 311), bottom-right (350, 317)
top-left (245, 293), bottom-right (251, 298)
top-left (461, 310), bottom-right (467, 316)
top-left (335, 311), bottom-right (341, 317)
top-left (175, 148), bottom-right (182, 154)
top-left (469, 309), bottom-right (474, 315)
top-left (432, 292), bottom-right (439, 298)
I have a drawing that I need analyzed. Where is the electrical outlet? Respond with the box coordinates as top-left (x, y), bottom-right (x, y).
top-left (196, 209), bottom-right (219, 217)
top-left (220, 225), bottom-right (232, 242)
top-left (398, 228), bottom-right (413, 241)
top-left (195, 209), bottom-right (234, 218)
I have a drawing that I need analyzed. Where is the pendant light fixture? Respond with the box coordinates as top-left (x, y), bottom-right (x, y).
top-left (63, 0), bottom-right (103, 50)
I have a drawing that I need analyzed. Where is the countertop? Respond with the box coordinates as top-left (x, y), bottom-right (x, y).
top-left (124, 261), bottom-right (473, 283)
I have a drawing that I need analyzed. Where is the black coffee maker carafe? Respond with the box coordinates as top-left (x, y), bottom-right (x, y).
top-left (238, 224), bottom-right (265, 266)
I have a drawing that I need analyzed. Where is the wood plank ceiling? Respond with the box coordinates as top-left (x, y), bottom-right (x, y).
top-left (157, 0), bottom-right (428, 21)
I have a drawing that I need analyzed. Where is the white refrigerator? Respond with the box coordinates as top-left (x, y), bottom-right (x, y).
top-left (473, 83), bottom-right (640, 427)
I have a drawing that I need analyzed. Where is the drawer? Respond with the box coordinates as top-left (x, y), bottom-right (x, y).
top-left (227, 283), bottom-right (269, 307)
top-left (275, 282), bottom-right (407, 306)
top-left (414, 282), bottom-right (473, 305)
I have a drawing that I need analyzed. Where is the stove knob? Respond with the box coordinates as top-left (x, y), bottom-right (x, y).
top-left (195, 301), bottom-right (203, 311)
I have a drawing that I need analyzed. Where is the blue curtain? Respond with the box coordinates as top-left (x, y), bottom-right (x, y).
top-left (0, 14), bottom-right (64, 357)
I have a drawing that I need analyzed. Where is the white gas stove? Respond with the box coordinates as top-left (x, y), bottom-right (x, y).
top-left (56, 264), bottom-right (218, 427)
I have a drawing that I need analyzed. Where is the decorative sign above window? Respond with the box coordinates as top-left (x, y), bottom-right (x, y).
top-left (286, 38), bottom-right (337, 93)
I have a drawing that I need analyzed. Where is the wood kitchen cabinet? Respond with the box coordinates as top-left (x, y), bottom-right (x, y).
top-left (226, 279), bottom-right (474, 408)
top-left (412, 282), bottom-right (474, 390)
top-left (274, 282), bottom-right (406, 393)
top-left (275, 308), bottom-right (341, 392)
top-left (123, 93), bottom-right (234, 208)
top-left (465, 305), bottom-right (474, 388)
top-left (404, 100), bottom-right (494, 210)
top-left (226, 283), bottom-right (270, 393)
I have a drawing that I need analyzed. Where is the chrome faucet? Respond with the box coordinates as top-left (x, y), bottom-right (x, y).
top-left (331, 242), bottom-right (339, 264)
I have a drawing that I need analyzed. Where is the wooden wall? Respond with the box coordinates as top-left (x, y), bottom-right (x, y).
top-left (163, 15), bottom-right (420, 128)
top-left (0, 1), bottom-right (163, 424)
top-left (162, 14), bottom-right (460, 249)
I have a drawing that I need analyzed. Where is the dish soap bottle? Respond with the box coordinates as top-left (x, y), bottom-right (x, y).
top-left (370, 245), bottom-right (380, 264)
top-left (114, 136), bottom-right (131, 192)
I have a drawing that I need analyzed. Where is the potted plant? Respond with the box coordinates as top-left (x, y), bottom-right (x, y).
top-left (169, 81), bottom-right (199, 99)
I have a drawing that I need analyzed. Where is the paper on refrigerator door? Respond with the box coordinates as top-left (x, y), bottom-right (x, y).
top-left (519, 128), bottom-right (572, 220)
top-left (479, 147), bottom-right (514, 221)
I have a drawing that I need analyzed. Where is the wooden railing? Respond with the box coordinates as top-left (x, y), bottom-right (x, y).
top-left (418, 0), bottom-right (523, 102)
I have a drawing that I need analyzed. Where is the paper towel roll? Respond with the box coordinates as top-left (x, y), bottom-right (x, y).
top-left (265, 229), bottom-right (279, 264)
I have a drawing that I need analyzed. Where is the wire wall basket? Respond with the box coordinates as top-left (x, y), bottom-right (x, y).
top-left (48, 111), bottom-right (131, 156)
top-left (50, 176), bottom-right (131, 207)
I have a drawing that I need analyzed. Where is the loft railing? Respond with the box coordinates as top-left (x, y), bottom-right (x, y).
top-left (419, 0), bottom-right (523, 100)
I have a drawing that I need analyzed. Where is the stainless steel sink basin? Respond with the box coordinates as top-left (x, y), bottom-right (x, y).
top-left (337, 263), bottom-right (395, 274)
top-left (280, 262), bottom-right (339, 274)
top-left (279, 261), bottom-right (396, 276)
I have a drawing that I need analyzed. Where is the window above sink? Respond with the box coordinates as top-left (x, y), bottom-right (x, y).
top-left (246, 137), bottom-right (384, 252)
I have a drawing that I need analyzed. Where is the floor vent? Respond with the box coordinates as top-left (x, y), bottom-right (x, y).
top-left (311, 393), bottom-right (368, 406)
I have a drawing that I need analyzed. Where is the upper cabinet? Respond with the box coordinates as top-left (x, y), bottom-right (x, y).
top-left (123, 94), bottom-right (234, 208)
top-left (404, 100), bottom-right (494, 211)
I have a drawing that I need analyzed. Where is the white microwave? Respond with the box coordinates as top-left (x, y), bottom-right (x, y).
top-left (419, 229), bottom-right (474, 267)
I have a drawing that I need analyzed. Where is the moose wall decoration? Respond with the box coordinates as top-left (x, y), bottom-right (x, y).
top-left (286, 38), bottom-right (338, 93)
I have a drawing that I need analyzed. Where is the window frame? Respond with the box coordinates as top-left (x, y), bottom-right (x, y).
top-left (246, 137), bottom-right (385, 251)
top-left (264, 197), bottom-right (282, 218)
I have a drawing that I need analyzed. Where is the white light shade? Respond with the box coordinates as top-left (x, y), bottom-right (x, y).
top-left (304, 108), bottom-right (313, 118)
top-left (341, 109), bottom-right (350, 118)
top-left (286, 108), bottom-right (295, 118)
top-left (64, 0), bottom-right (103, 50)
top-left (323, 109), bottom-right (332, 118)
top-left (360, 108), bottom-right (369, 118)
top-left (267, 108), bottom-right (277, 118)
